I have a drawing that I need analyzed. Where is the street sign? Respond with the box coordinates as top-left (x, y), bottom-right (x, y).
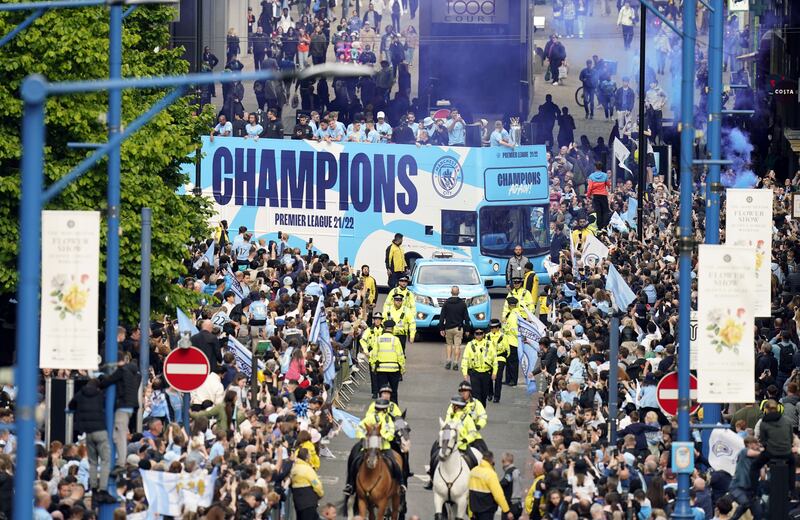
top-left (163, 346), bottom-right (209, 393)
top-left (671, 441), bottom-right (695, 474)
top-left (656, 371), bottom-right (700, 417)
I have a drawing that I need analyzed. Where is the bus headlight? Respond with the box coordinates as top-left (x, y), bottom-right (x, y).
top-left (492, 263), bottom-right (500, 272)
top-left (467, 294), bottom-right (489, 307)
top-left (414, 294), bottom-right (434, 307)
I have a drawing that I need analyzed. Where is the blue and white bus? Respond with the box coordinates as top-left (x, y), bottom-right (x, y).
top-left (197, 137), bottom-right (551, 287)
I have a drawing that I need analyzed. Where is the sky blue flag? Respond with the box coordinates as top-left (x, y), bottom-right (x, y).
top-left (517, 317), bottom-right (545, 395)
top-left (606, 263), bottom-right (637, 311)
top-left (622, 197), bottom-right (638, 229)
top-left (332, 406), bottom-right (361, 439)
top-left (225, 336), bottom-right (265, 379)
top-left (309, 298), bottom-right (336, 386)
top-left (204, 240), bottom-right (215, 266)
top-left (176, 307), bottom-right (199, 335)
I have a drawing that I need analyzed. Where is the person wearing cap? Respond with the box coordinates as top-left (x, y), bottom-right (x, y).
top-left (360, 311), bottom-right (384, 398)
top-left (384, 273), bottom-right (415, 314)
top-left (383, 292), bottom-right (416, 352)
top-left (488, 319), bottom-right (510, 403)
top-left (502, 276), bottom-right (535, 318)
top-left (450, 381), bottom-right (488, 436)
top-left (290, 447), bottom-right (324, 519)
top-left (468, 450), bottom-right (514, 520)
top-left (366, 386), bottom-right (402, 418)
top-left (461, 329), bottom-right (497, 407)
top-left (370, 320), bottom-right (406, 402)
top-left (502, 297), bottom-right (523, 387)
top-left (375, 111), bottom-right (393, 143)
top-left (385, 232), bottom-right (407, 288)
top-left (345, 398), bottom-right (403, 495)
top-left (424, 395), bottom-right (482, 489)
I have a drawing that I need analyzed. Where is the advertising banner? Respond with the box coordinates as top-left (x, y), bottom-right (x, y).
top-left (696, 244), bottom-right (755, 403)
top-left (725, 188), bottom-right (773, 317)
top-left (40, 211), bottom-right (100, 370)
top-left (431, 0), bottom-right (509, 24)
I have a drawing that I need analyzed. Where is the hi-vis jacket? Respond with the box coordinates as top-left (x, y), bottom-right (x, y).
top-left (356, 409), bottom-right (396, 450)
top-left (488, 330), bottom-right (510, 363)
top-left (461, 338), bottom-right (498, 377)
top-left (384, 305), bottom-right (416, 337)
top-left (370, 333), bottom-right (406, 373)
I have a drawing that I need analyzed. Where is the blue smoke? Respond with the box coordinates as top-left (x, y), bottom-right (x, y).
top-left (721, 127), bottom-right (758, 188)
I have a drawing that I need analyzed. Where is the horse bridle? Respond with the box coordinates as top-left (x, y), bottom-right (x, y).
top-left (437, 423), bottom-right (463, 504)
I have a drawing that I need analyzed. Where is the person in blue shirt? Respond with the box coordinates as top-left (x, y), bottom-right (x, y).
top-left (330, 111), bottom-right (347, 141)
top-left (365, 121), bottom-right (380, 143)
top-left (406, 111), bottom-right (419, 137)
top-left (314, 118), bottom-right (332, 142)
top-left (446, 108), bottom-right (466, 145)
top-left (375, 111), bottom-right (393, 143)
top-left (232, 231), bottom-right (253, 269)
top-left (489, 120), bottom-right (515, 148)
top-left (347, 120), bottom-right (366, 142)
top-left (244, 113), bottom-right (263, 140)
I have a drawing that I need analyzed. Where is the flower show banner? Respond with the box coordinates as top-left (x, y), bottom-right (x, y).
top-left (40, 211), bottom-right (100, 370)
top-left (725, 189), bottom-right (773, 317)
top-left (697, 244), bottom-right (755, 403)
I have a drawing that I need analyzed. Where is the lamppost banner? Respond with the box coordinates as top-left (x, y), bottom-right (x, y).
top-left (39, 211), bottom-right (100, 370)
top-left (696, 244), bottom-right (755, 403)
top-left (725, 188), bottom-right (773, 317)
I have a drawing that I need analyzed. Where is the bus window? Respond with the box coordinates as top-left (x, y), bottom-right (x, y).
top-left (441, 210), bottom-right (477, 246)
top-left (479, 205), bottom-right (550, 258)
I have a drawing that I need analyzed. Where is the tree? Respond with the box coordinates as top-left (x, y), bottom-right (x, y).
top-left (0, 6), bottom-right (213, 327)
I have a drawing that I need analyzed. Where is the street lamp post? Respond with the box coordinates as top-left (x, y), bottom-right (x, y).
top-left (636, 1), bottom-right (646, 241)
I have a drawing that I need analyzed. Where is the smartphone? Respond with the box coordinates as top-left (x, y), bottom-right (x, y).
top-left (308, 237), bottom-right (313, 244)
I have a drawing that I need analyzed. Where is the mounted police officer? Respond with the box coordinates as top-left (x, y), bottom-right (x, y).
top-left (424, 394), bottom-right (483, 490)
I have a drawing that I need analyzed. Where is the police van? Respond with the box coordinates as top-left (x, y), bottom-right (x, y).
top-left (409, 251), bottom-right (491, 329)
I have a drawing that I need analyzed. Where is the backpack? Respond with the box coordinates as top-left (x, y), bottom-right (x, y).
top-left (600, 80), bottom-right (616, 98)
top-left (779, 342), bottom-right (795, 373)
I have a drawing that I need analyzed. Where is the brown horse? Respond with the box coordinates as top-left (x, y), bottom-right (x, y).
top-left (355, 424), bottom-right (403, 520)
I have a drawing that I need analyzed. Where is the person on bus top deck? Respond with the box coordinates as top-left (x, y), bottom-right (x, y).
top-left (384, 275), bottom-right (415, 315)
top-left (385, 233), bottom-right (407, 288)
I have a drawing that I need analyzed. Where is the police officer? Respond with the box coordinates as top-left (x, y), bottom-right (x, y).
top-left (424, 394), bottom-right (482, 490)
top-left (365, 386), bottom-right (402, 418)
top-left (487, 319), bottom-right (510, 403)
top-left (450, 381), bottom-right (488, 451)
top-left (461, 329), bottom-right (497, 407)
top-left (503, 297), bottom-right (523, 387)
top-left (384, 274), bottom-right (415, 314)
top-left (384, 293), bottom-right (416, 352)
top-left (360, 311), bottom-right (384, 398)
top-left (370, 320), bottom-right (406, 403)
top-left (344, 398), bottom-right (403, 495)
top-left (502, 277), bottom-right (534, 317)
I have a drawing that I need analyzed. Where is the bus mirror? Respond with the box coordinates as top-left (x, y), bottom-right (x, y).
top-left (484, 279), bottom-right (493, 288)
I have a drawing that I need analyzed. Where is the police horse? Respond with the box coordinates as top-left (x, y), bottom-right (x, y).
top-left (432, 418), bottom-right (481, 520)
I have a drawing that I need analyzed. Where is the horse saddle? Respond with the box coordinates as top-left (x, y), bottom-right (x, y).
top-left (383, 450), bottom-right (404, 481)
top-left (461, 447), bottom-right (481, 469)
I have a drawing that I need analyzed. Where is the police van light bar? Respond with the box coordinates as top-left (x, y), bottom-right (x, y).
top-left (432, 250), bottom-right (454, 259)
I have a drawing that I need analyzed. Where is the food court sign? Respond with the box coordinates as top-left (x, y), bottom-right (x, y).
top-left (432, 0), bottom-right (508, 24)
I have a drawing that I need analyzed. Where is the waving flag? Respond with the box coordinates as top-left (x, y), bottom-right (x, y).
top-left (569, 230), bottom-right (579, 276)
top-left (141, 467), bottom-right (217, 517)
top-left (517, 317), bottom-right (545, 394)
top-left (332, 406), bottom-right (362, 439)
top-left (582, 234), bottom-right (609, 268)
top-left (708, 428), bottom-right (745, 476)
top-left (609, 212), bottom-right (629, 233)
top-left (613, 137), bottom-right (632, 173)
top-left (226, 265), bottom-right (245, 301)
top-left (309, 298), bottom-right (336, 386)
top-left (606, 263), bottom-right (636, 311)
top-left (225, 336), bottom-right (265, 379)
top-left (622, 197), bottom-right (638, 229)
top-left (204, 240), bottom-right (215, 267)
top-left (176, 308), bottom-right (199, 335)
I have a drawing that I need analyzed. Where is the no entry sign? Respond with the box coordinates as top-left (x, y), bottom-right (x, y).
top-left (656, 371), bottom-right (700, 417)
top-left (163, 346), bottom-right (210, 393)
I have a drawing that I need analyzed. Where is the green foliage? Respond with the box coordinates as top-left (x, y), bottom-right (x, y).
top-left (0, 5), bottom-right (214, 325)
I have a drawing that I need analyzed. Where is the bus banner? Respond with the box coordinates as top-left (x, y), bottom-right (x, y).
top-left (197, 137), bottom-right (549, 285)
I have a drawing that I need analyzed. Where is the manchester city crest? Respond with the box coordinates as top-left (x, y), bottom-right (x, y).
top-left (431, 156), bottom-right (464, 199)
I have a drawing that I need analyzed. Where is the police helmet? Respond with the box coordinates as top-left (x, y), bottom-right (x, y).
top-left (398, 275), bottom-right (410, 282)
top-left (512, 277), bottom-right (523, 283)
top-left (489, 318), bottom-right (502, 328)
top-left (474, 328), bottom-right (485, 335)
top-left (379, 385), bottom-right (393, 395)
top-left (506, 296), bottom-right (519, 305)
top-left (450, 395), bottom-right (467, 407)
top-left (372, 312), bottom-right (383, 320)
top-left (458, 381), bottom-right (473, 393)
top-left (393, 293), bottom-right (404, 300)
top-left (375, 398), bottom-right (391, 410)
top-left (383, 319), bottom-right (396, 328)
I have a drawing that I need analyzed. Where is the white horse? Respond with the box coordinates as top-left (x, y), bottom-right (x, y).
top-left (432, 418), bottom-right (482, 520)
